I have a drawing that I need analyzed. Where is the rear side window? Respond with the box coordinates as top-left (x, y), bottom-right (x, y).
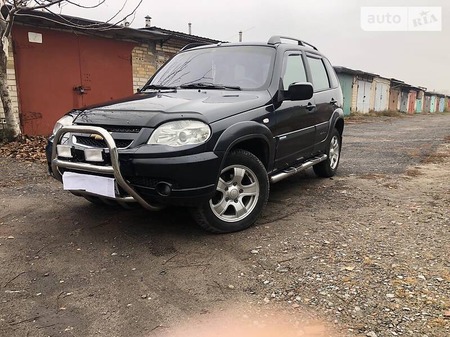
top-left (322, 58), bottom-right (339, 88)
top-left (282, 54), bottom-right (307, 89)
top-left (307, 56), bottom-right (330, 92)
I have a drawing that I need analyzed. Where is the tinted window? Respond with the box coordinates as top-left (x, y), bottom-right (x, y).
top-left (282, 54), bottom-right (307, 89)
top-left (322, 58), bottom-right (339, 88)
top-left (307, 56), bottom-right (330, 91)
top-left (150, 46), bottom-right (275, 90)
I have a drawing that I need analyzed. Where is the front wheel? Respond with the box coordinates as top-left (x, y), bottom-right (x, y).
top-left (313, 128), bottom-right (341, 178)
top-left (192, 150), bottom-right (269, 233)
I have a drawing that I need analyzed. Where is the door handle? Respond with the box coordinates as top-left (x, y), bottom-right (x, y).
top-left (306, 103), bottom-right (316, 111)
top-left (73, 85), bottom-right (86, 95)
top-left (73, 86), bottom-right (91, 95)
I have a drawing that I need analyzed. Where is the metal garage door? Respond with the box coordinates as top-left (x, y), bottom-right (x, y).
top-left (374, 82), bottom-right (389, 112)
top-left (338, 73), bottom-right (353, 116)
top-left (356, 80), bottom-right (371, 113)
top-left (13, 26), bottom-right (136, 135)
top-left (408, 91), bottom-right (417, 114)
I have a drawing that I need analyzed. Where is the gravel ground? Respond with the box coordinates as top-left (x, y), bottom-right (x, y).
top-left (0, 113), bottom-right (449, 337)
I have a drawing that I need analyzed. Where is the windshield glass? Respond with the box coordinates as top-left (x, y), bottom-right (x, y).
top-left (149, 46), bottom-right (275, 90)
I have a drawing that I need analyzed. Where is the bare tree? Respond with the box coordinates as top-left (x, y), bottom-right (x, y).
top-left (0, 0), bottom-right (143, 140)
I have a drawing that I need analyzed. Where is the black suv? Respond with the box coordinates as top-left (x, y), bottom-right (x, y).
top-left (47, 36), bottom-right (344, 233)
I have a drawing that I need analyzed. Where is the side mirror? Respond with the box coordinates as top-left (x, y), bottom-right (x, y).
top-left (287, 82), bottom-right (314, 101)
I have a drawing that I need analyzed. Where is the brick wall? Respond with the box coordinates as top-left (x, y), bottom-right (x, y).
top-left (132, 43), bottom-right (156, 92)
top-left (131, 39), bottom-right (187, 92)
top-left (0, 40), bottom-right (20, 125)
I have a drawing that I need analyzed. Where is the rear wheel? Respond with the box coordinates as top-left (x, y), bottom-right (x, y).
top-left (313, 128), bottom-right (341, 178)
top-left (192, 150), bottom-right (269, 233)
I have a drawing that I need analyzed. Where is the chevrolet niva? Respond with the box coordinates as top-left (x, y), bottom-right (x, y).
top-left (47, 36), bottom-right (344, 233)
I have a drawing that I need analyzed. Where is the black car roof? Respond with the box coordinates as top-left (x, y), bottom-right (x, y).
top-left (180, 38), bottom-right (323, 58)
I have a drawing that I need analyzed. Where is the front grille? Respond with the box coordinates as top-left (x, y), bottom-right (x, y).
top-left (76, 123), bottom-right (142, 133)
top-left (128, 177), bottom-right (159, 189)
top-left (67, 149), bottom-right (111, 165)
top-left (74, 124), bottom-right (141, 134)
top-left (103, 126), bottom-right (141, 133)
top-left (75, 136), bottom-right (132, 149)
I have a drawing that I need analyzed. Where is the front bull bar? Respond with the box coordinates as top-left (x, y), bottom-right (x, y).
top-left (51, 125), bottom-right (163, 211)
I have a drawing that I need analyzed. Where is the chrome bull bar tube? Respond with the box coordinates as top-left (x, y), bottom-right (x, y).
top-left (51, 125), bottom-right (163, 211)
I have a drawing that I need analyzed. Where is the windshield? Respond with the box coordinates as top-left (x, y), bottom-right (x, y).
top-left (148, 46), bottom-right (275, 90)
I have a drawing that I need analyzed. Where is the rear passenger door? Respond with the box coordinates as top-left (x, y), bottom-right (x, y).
top-left (273, 52), bottom-right (317, 168)
top-left (305, 54), bottom-right (339, 146)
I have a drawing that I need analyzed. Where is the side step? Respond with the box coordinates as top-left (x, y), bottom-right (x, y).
top-left (270, 154), bottom-right (327, 184)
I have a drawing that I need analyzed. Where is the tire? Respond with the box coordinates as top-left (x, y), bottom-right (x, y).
top-left (313, 128), bottom-right (341, 178)
top-left (192, 149), bottom-right (269, 233)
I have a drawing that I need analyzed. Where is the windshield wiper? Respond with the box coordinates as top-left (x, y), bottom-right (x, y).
top-left (141, 84), bottom-right (177, 91)
top-left (180, 82), bottom-right (241, 90)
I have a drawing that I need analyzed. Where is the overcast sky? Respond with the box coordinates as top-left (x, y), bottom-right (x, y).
top-left (57, 0), bottom-right (449, 94)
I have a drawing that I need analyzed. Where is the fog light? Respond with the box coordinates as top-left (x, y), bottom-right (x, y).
top-left (84, 148), bottom-right (104, 162)
top-left (57, 145), bottom-right (73, 158)
top-left (156, 182), bottom-right (172, 197)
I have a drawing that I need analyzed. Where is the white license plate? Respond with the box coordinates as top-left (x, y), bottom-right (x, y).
top-left (62, 172), bottom-right (116, 199)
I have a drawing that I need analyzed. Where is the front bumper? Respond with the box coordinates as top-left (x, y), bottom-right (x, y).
top-left (49, 126), bottom-right (221, 208)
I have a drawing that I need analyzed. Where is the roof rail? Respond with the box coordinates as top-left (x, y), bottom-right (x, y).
top-left (179, 42), bottom-right (209, 52)
top-left (267, 36), bottom-right (318, 51)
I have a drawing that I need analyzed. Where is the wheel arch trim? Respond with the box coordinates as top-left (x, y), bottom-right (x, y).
top-left (213, 121), bottom-right (275, 169)
top-left (331, 108), bottom-right (345, 135)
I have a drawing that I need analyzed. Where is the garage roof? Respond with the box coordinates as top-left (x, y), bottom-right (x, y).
top-left (4, 6), bottom-right (218, 44)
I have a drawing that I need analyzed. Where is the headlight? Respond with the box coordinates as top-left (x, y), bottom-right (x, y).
top-left (52, 115), bottom-right (74, 136)
top-left (148, 120), bottom-right (211, 147)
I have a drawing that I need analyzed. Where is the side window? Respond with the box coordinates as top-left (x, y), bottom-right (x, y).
top-left (282, 54), bottom-right (307, 89)
top-left (322, 58), bottom-right (339, 88)
top-left (307, 56), bottom-right (330, 92)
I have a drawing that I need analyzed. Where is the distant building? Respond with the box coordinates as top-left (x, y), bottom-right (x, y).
top-left (437, 94), bottom-right (446, 112)
top-left (334, 66), bottom-right (378, 114)
top-left (333, 67), bottom-right (441, 115)
top-left (414, 87), bottom-right (427, 113)
top-left (430, 93), bottom-right (438, 113)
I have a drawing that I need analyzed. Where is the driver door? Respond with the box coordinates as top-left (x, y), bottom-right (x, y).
top-left (273, 52), bottom-right (316, 169)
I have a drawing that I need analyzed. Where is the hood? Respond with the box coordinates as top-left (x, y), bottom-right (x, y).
top-left (73, 89), bottom-right (272, 128)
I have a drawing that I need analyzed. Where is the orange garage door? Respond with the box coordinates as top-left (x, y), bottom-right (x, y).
top-left (13, 26), bottom-right (136, 135)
